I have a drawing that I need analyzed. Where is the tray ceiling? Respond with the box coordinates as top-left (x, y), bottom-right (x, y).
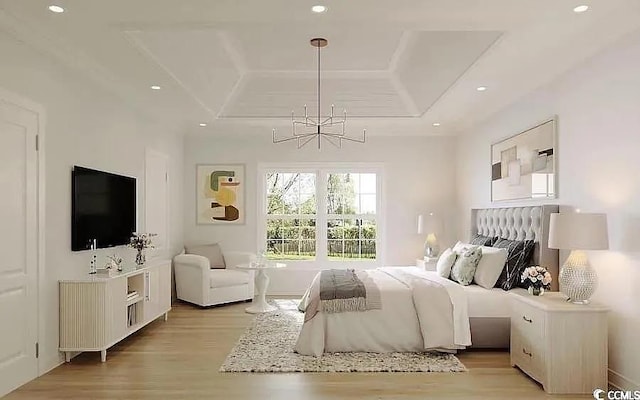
top-left (0, 0), bottom-right (639, 135)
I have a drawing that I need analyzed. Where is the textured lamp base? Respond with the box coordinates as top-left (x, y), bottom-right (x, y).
top-left (559, 250), bottom-right (597, 305)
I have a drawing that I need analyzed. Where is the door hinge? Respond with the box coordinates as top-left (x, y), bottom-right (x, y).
top-left (165, 172), bottom-right (168, 182)
top-left (35, 135), bottom-right (39, 151)
top-left (35, 342), bottom-right (39, 358)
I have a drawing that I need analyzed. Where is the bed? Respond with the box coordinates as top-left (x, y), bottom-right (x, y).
top-left (295, 205), bottom-right (559, 356)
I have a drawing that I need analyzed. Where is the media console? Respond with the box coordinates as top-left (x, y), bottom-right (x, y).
top-left (59, 260), bottom-right (171, 362)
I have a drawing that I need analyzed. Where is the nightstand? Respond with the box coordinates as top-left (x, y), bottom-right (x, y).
top-left (509, 290), bottom-right (608, 394)
top-left (416, 257), bottom-right (437, 271)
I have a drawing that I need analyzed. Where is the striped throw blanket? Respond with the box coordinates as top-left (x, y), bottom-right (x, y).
top-left (303, 269), bottom-right (381, 322)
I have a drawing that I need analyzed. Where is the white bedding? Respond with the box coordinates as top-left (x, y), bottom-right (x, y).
top-left (295, 267), bottom-right (471, 356)
top-left (463, 284), bottom-right (512, 318)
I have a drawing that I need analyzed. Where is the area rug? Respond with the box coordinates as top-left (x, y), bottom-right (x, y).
top-left (219, 299), bottom-right (467, 373)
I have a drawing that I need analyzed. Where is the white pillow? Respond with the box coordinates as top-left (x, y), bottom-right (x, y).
top-left (453, 241), bottom-right (474, 253)
top-left (436, 248), bottom-right (457, 278)
top-left (185, 243), bottom-right (226, 269)
top-left (473, 246), bottom-right (508, 289)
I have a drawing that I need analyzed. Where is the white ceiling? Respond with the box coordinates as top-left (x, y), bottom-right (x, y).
top-left (0, 0), bottom-right (639, 136)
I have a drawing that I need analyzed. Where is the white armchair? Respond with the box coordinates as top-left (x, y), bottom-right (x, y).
top-left (174, 251), bottom-right (255, 307)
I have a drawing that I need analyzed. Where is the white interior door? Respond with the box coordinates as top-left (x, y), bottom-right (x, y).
top-left (0, 96), bottom-right (39, 396)
top-left (145, 149), bottom-right (169, 253)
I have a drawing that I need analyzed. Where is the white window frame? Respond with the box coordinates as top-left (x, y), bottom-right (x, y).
top-left (257, 162), bottom-right (385, 270)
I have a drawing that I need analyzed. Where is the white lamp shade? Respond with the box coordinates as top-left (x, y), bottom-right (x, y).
top-left (548, 213), bottom-right (609, 250)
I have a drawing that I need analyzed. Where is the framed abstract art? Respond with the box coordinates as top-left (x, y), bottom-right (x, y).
top-left (491, 118), bottom-right (557, 202)
top-left (196, 164), bottom-right (245, 224)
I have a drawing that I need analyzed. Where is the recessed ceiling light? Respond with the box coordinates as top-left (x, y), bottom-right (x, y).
top-left (311, 5), bottom-right (327, 13)
top-left (476, 86), bottom-right (487, 92)
top-left (150, 85), bottom-right (161, 90)
top-left (48, 5), bottom-right (64, 13)
top-left (199, 123), bottom-right (207, 127)
top-left (432, 122), bottom-right (441, 127)
top-left (573, 5), bottom-right (589, 13)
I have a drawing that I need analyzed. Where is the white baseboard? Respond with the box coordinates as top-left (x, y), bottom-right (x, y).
top-left (39, 353), bottom-right (64, 376)
top-left (609, 369), bottom-right (640, 390)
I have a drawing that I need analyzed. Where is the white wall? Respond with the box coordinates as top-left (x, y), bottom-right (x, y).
top-left (0, 31), bottom-right (184, 373)
top-left (184, 134), bottom-right (458, 294)
top-left (456, 29), bottom-right (640, 389)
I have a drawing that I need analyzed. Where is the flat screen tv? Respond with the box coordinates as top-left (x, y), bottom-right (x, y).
top-left (72, 166), bottom-right (136, 251)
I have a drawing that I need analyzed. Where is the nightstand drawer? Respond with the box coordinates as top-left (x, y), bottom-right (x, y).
top-left (511, 331), bottom-right (545, 383)
top-left (511, 298), bottom-right (545, 340)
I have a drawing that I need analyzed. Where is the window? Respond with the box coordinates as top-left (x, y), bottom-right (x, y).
top-left (265, 173), bottom-right (316, 260)
top-left (327, 173), bottom-right (377, 260)
top-left (259, 165), bottom-right (382, 266)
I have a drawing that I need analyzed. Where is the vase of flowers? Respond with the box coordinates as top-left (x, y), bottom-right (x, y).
top-left (521, 266), bottom-right (552, 296)
top-left (129, 233), bottom-right (157, 266)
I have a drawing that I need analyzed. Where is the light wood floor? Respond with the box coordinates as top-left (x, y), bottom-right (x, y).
top-left (7, 301), bottom-right (592, 400)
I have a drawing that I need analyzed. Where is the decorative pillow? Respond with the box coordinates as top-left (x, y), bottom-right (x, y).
top-left (185, 243), bottom-right (226, 269)
top-left (436, 248), bottom-right (457, 278)
top-left (493, 238), bottom-right (535, 290)
top-left (473, 246), bottom-right (508, 289)
top-left (452, 241), bottom-right (473, 253)
top-left (469, 234), bottom-right (497, 247)
top-left (450, 246), bottom-right (482, 286)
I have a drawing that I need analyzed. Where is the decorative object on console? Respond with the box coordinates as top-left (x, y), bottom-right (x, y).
top-left (106, 254), bottom-right (123, 271)
top-left (521, 266), bottom-right (552, 296)
top-left (492, 238), bottom-right (536, 291)
top-left (89, 238), bottom-right (97, 274)
top-left (491, 118), bottom-right (556, 202)
top-left (548, 212), bottom-right (609, 304)
top-left (272, 38), bottom-right (366, 150)
top-left (196, 164), bottom-right (245, 225)
top-left (129, 232), bottom-right (157, 266)
top-left (417, 213), bottom-right (441, 258)
top-left (450, 247), bottom-right (482, 285)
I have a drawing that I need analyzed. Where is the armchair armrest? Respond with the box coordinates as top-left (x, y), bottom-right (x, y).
top-left (173, 254), bottom-right (210, 306)
top-left (174, 254), bottom-right (210, 270)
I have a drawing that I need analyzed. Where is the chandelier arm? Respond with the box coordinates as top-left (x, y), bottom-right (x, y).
top-left (319, 117), bottom-right (334, 126)
top-left (298, 135), bottom-right (317, 149)
top-left (273, 132), bottom-right (316, 144)
top-left (320, 130), bottom-right (366, 143)
top-left (323, 135), bottom-right (341, 148)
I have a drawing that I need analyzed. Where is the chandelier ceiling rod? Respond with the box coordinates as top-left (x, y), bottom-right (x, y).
top-left (272, 38), bottom-right (366, 150)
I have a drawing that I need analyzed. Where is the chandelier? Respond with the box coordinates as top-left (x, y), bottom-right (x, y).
top-left (272, 38), bottom-right (366, 149)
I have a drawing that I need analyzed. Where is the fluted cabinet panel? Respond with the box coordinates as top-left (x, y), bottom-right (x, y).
top-left (59, 261), bottom-right (172, 361)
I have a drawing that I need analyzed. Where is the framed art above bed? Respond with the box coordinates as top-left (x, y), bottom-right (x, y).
top-left (491, 118), bottom-right (557, 202)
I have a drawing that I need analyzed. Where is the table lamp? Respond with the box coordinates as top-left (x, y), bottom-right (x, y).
top-left (418, 214), bottom-right (439, 259)
top-left (548, 212), bottom-right (609, 304)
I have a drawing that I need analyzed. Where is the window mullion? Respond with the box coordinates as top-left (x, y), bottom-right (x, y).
top-left (316, 169), bottom-right (328, 262)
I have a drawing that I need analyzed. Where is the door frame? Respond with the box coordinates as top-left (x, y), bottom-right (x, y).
top-left (0, 87), bottom-right (46, 375)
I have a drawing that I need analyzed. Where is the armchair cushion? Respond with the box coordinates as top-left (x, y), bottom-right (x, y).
top-left (210, 269), bottom-right (251, 289)
top-left (185, 243), bottom-right (226, 269)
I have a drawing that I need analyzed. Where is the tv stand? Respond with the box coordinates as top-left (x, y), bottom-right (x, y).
top-left (59, 260), bottom-right (171, 362)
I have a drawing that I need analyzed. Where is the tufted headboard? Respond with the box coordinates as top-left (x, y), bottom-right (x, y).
top-left (470, 205), bottom-right (559, 291)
